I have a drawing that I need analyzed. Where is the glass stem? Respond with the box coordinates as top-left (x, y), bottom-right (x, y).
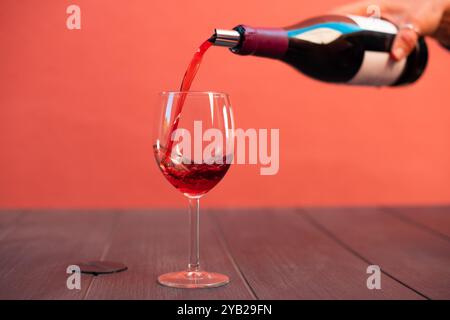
top-left (188, 197), bottom-right (200, 272)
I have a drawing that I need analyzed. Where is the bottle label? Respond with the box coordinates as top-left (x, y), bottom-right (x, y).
top-left (348, 51), bottom-right (406, 86)
top-left (288, 22), bottom-right (361, 44)
top-left (347, 15), bottom-right (406, 85)
top-left (347, 15), bottom-right (396, 34)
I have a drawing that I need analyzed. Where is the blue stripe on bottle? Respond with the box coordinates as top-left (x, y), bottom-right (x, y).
top-left (287, 22), bottom-right (362, 37)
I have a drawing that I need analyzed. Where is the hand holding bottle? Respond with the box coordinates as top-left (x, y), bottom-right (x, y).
top-left (331, 0), bottom-right (450, 60)
top-left (213, 13), bottom-right (429, 86)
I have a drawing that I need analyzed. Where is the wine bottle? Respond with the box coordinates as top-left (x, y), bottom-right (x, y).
top-left (211, 15), bottom-right (428, 86)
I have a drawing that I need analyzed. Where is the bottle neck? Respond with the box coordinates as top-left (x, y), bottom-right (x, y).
top-left (213, 25), bottom-right (289, 58)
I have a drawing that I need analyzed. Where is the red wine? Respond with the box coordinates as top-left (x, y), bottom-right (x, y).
top-left (155, 146), bottom-right (230, 197)
top-left (164, 40), bottom-right (212, 158)
top-left (212, 15), bottom-right (428, 86)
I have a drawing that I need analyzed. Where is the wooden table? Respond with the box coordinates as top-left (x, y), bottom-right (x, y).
top-left (0, 207), bottom-right (449, 300)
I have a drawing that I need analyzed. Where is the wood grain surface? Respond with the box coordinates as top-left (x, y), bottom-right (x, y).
top-left (304, 207), bottom-right (450, 299)
top-left (0, 207), bottom-right (449, 299)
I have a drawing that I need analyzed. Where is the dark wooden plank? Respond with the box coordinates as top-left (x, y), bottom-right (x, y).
top-left (85, 210), bottom-right (254, 300)
top-left (0, 210), bottom-right (115, 299)
top-left (306, 207), bottom-right (450, 299)
top-left (0, 211), bottom-right (24, 240)
top-left (385, 206), bottom-right (450, 240)
top-left (213, 208), bottom-right (422, 299)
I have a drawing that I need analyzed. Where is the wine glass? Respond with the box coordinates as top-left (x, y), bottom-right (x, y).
top-left (153, 91), bottom-right (234, 288)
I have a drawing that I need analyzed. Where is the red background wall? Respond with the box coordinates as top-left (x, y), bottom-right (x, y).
top-left (0, 0), bottom-right (449, 209)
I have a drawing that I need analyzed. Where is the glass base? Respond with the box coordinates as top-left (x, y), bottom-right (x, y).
top-left (158, 270), bottom-right (229, 288)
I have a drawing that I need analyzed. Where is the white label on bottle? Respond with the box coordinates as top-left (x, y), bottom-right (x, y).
top-left (292, 28), bottom-right (342, 44)
top-left (349, 51), bottom-right (406, 85)
top-left (347, 15), bottom-right (397, 34)
top-left (347, 16), bottom-right (404, 85)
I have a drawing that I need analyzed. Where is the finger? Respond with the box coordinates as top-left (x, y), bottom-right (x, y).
top-left (391, 27), bottom-right (418, 60)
